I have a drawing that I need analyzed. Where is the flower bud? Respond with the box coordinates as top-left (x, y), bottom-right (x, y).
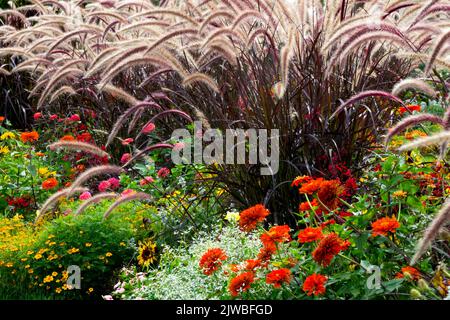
top-left (410, 289), bottom-right (422, 299)
top-left (417, 279), bottom-right (430, 291)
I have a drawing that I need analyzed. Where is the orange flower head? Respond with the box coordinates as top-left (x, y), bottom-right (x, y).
top-left (312, 233), bottom-right (346, 266)
top-left (244, 259), bottom-right (261, 272)
top-left (0, 116), bottom-right (5, 122)
top-left (303, 274), bottom-right (327, 296)
top-left (257, 241), bottom-right (277, 262)
top-left (291, 175), bottom-right (312, 187)
top-left (199, 248), bottom-right (227, 275)
top-left (239, 204), bottom-right (270, 232)
top-left (298, 178), bottom-right (324, 194)
top-left (20, 131), bottom-right (39, 143)
top-left (395, 266), bottom-right (421, 281)
top-left (298, 227), bottom-right (323, 243)
top-left (42, 177), bottom-right (58, 190)
top-left (60, 135), bottom-right (75, 141)
top-left (260, 225), bottom-right (291, 247)
top-left (229, 272), bottom-right (254, 297)
top-left (266, 268), bottom-right (292, 288)
top-left (399, 105), bottom-right (421, 114)
top-left (317, 179), bottom-right (344, 211)
top-left (371, 216), bottom-right (400, 237)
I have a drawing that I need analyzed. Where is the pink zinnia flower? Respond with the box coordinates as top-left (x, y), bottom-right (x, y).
top-left (49, 114), bottom-right (58, 121)
top-left (107, 177), bottom-right (120, 189)
top-left (121, 138), bottom-right (134, 145)
top-left (140, 176), bottom-right (154, 186)
top-left (98, 180), bottom-right (111, 192)
top-left (120, 153), bottom-right (131, 164)
top-left (142, 123), bottom-right (156, 134)
top-left (79, 191), bottom-right (92, 200)
top-left (157, 167), bottom-right (170, 178)
top-left (69, 114), bottom-right (80, 122)
top-left (33, 112), bottom-right (42, 120)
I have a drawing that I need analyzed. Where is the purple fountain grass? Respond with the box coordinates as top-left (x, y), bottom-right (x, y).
top-left (384, 114), bottom-right (444, 144)
top-left (48, 141), bottom-right (110, 158)
top-left (74, 192), bottom-right (119, 216)
top-left (103, 192), bottom-right (152, 219)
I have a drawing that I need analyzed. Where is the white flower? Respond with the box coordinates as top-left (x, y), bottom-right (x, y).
top-left (225, 210), bottom-right (240, 223)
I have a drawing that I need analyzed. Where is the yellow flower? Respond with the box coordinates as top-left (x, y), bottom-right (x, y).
top-left (119, 242), bottom-right (126, 247)
top-left (52, 272), bottom-right (58, 277)
top-left (0, 146), bottom-right (10, 155)
top-left (137, 239), bottom-right (157, 268)
top-left (43, 275), bottom-right (54, 283)
top-left (0, 132), bottom-right (15, 140)
top-left (392, 190), bottom-right (407, 199)
top-left (38, 167), bottom-right (49, 177)
top-left (34, 253), bottom-right (42, 260)
top-left (24, 265), bottom-right (30, 269)
top-left (225, 210), bottom-right (240, 223)
top-left (28, 269), bottom-right (34, 274)
top-left (85, 243), bottom-right (92, 247)
top-left (67, 247), bottom-right (80, 254)
top-left (88, 288), bottom-right (94, 293)
top-left (55, 288), bottom-right (62, 294)
top-left (106, 252), bottom-right (112, 257)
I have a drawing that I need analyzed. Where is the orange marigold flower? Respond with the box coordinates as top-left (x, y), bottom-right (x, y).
top-left (260, 225), bottom-right (291, 247)
top-left (298, 178), bottom-right (324, 194)
top-left (298, 227), bottom-right (323, 243)
top-left (239, 204), bottom-right (270, 232)
top-left (35, 152), bottom-right (45, 157)
top-left (42, 177), bottom-right (58, 190)
top-left (299, 198), bottom-right (319, 212)
top-left (371, 216), bottom-right (400, 237)
top-left (312, 233), bottom-right (345, 266)
top-left (291, 175), bottom-right (312, 187)
top-left (229, 272), bottom-right (254, 297)
top-left (266, 268), bottom-right (291, 288)
top-left (20, 131), bottom-right (39, 143)
top-left (0, 116), bottom-right (5, 122)
top-left (60, 135), bottom-right (75, 141)
top-left (199, 248), bottom-right (227, 275)
top-left (303, 273), bottom-right (327, 296)
top-left (395, 266), bottom-right (421, 280)
top-left (244, 259), bottom-right (261, 272)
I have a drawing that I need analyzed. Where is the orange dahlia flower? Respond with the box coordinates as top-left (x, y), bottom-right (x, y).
top-left (229, 272), bottom-right (254, 297)
top-left (20, 131), bottom-right (39, 143)
top-left (298, 227), bottom-right (323, 243)
top-left (371, 216), bottom-right (400, 237)
top-left (266, 268), bottom-right (292, 288)
top-left (199, 248), bottom-right (227, 275)
top-left (303, 273), bottom-right (327, 296)
top-left (312, 233), bottom-right (346, 266)
top-left (42, 177), bottom-right (58, 190)
top-left (239, 204), bottom-right (270, 232)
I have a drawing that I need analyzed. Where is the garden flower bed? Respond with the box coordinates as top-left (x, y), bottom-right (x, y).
top-left (0, 0), bottom-right (449, 301)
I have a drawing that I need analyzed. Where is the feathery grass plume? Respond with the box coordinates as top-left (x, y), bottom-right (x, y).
top-left (0, 68), bottom-right (11, 76)
top-left (35, 187), bottom-right (89, 223)
top-left (115, 0), bottom-right (153, 10)
top-left (106, 101), bottom-right (162, 147)
top-left (50, 85), bottom-right (77, 103)
top-left (411, 197), bottom-right (450, 265)
top-left (331, 90), bottom-right (405, 119)
top-left (130, 9), bottom-right (199, 26)
top-left (98, 56), bottom-right (169, 89)
top-left (398, 131), bottom-right (450, 152)
top-left (67, 165), bottom-right (124, 197)
top-left (49, 141), bottom-right (110, 158)
top-left (201, 27), bottom-right (244, 50)
top-left (128, 107), bottom-right (145, 135)
top-left (395, 52), bottom-right (450, 70)
top-left (122, 144), bottom-right (174, 167)
top-left (103, 192), bottom-right (152, 219)
top-left (231, 10), bottom-right (266, 30)
top-left (198, 10), bottom-right (235, 34)
top-left (205, 41), bottom-right (238, 66)
top-left (74, 192), bottom-right (119, 216)
top-left (392, 78), bottom-right (437, 98)
top-left (182, 72), bottom-right (220, 93)
top-left (45, 29), bottom-right (100, 57)
top-left (0, 48), bottom-right (34, 59)
top-left (117, 21), bottom-right (170, 35)
top-left (275, 27), bottom-right (295, 98)
top-left (143, 28), bottom-right (199, 55)
top-left (384, 114), bottom-right (443, 144)
top-left (138, 68), bottom-right (173, 88)
top-left (425, 30), bottom-right (450, 74)
top-left (37, 68), bottom-right (84, 109)
top-left (0, 10), bottom-right (29, 26)
top-left (100, 84), bottom-right (139, 106)
top-left (85, 11), bottom-right (128, 23)
top-left (87, 47), bottom-right (117, 72)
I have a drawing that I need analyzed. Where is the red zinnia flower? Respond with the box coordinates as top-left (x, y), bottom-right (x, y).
top-left (157, 167), bottom-right (170, 178)
top-left (399, 105), bottom-right (421, 114)
top-left (199, 248), bottom-right (227, 275)
top-left (244, 259), bottom-right (261, 272)
top-left (298, 227), bottom-right (323, 243)
top-left (298, 178), bottom-right (325, 194)
top-left (33, 112), bottom-right (42, 120)
top-left (312, 233), bottom-right (346, 266)
top-left (229, 272), bottom-right (254, 297)
top-left (395, 266), bottom-right (421, 280)
top-left (60, 135), bottom-right (75, 141)
top-left (291, 175), bottom-right (312, 187)
top-left (42, 177), bottom-right (58, 190)
top-left (371, 216), bottom-right (400, 237)
top-left (69, 114), bottom-right (80, 122)
top-left (257, 241), bottom-right (277, 262)
top-left (303, 274), bottom-right (327, 296)
top-left (239, 204), bottom-right (270, 232)
top-left (266, 268), bottom-right (291, 288)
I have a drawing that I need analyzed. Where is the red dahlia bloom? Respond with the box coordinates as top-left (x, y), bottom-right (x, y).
top-left (312, 233), bottom-right (346, 266)
top-left (199, 248), bottom-right (227, 275)
top-left (244, 259), bottom-right (261, 272)
top-left (260, 225), bottom-right (291, 247)
top-left (298, 227), bottom-right (323, 243)
top-left (42, 177), bottom-right (58, 190)
top-left (303, 274), bottom-right (327, 296)
top-left (239, 204), bottom-right (270, 232)
top-left (266, 268), bottom-right (292, 288)
top-left (229, 272), bottom-right (254, 297)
